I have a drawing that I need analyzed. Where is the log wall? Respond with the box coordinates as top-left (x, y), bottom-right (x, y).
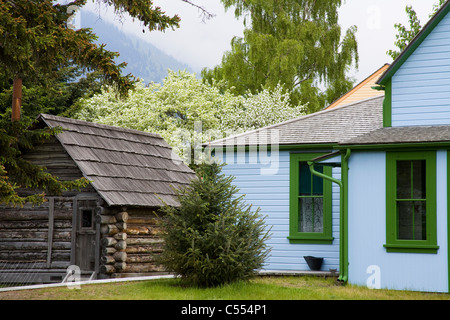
top-left (0, 197), bottom-right (74, 273)
top-left (96, 205), bottom-right (168, 278)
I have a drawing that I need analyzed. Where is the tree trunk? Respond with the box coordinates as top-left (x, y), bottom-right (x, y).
top-left (11, 77), bottom-right (22, 122)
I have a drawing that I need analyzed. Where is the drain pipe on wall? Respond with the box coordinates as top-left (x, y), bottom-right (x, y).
top-left (308, 148), bottom-right (351, 284)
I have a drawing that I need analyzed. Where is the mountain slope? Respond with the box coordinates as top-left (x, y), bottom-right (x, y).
top-left (81, 10), bottom-right (193, 83)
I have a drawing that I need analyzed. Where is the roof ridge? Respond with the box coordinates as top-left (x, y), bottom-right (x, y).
top-left (39, 114), bottom-right (163, 139)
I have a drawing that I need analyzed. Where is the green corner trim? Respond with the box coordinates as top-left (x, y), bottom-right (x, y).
top-left (340, 149), bottom-right (350, 283)
top-left (383, 79), bottom-right (392, 128)
top-left (447, 150), bottom-right (450, 292)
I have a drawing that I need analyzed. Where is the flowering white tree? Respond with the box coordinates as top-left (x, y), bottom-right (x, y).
top-left (72, 70), bottom-right (305, 161)
top-left (219, 84), bottom-right (306, 133)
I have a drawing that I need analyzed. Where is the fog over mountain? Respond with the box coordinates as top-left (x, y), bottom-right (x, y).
top-left (81, 10), bottom-right (194, 84)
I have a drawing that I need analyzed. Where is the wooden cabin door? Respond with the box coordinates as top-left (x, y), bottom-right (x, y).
top-left (74, 198), bottom-right (99, 272)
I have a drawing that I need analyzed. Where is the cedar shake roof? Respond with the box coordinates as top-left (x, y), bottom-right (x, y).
top-left (38, 114), bottom-right (196, 207)
top-left (340, 125), bottom-right (450, 146)
top-left (208, 95), bottom-right (384, 148)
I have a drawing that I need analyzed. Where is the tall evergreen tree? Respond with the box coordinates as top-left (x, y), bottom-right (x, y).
top-left (202, 0), bottom-right (359, 113)
top-left (0, 0), bottom-right (180, 121)
top-left (0, 0), bottom-right (180, 205)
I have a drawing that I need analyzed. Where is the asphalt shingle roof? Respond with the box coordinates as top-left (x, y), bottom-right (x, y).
top-left (208, 95), bottom-right (384, 147)
top-left (340, 125), bottom-right (450, 146)
top-left (39, 114), bottom-right (196, 207)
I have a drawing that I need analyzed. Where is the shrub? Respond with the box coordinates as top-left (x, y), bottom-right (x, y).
top-left (158, 163), bottom-right (271, 287)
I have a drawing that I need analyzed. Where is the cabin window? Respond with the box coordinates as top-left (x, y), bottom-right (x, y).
top-left (288, 153), bottom-right (333, 244)
top-left (81, 209), bottom-right (94, 229)
top-left (385, 151), bottom-right (438, 253)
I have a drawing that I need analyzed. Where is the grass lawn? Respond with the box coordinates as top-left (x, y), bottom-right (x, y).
top-left (0, 275), bottom-right (449, 300)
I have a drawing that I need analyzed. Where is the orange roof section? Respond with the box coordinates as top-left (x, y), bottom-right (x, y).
top-left (326, 64), bottom-right (389, 110)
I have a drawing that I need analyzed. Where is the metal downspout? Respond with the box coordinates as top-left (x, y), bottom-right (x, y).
top-left (341, 148), bottom-right (351, 283)
top-left (307, 148), bottom-right (351, 284)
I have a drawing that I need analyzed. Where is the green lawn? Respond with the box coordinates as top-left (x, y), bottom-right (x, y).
top-left (0, 276), bottom-right (449, 300)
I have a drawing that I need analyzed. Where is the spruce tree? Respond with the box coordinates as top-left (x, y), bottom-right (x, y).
top-left (158, 163), bottom-right (271, 287)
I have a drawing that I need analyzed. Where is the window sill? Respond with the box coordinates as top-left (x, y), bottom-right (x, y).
top-left (288, 236), bottom-right (334, 244)
top-left (384, 244), bottom-right (439, 254)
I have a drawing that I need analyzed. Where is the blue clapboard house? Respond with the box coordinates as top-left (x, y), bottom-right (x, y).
top-left (209, 0), bottom-right (450, 293)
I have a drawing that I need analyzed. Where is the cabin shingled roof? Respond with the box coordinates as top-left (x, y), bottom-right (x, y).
top-left (208, 95), bottom-right (384, 148)
top-left (38, 114), bottom-right (196, 207)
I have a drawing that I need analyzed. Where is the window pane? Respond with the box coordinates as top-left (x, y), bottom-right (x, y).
top-left (397, 201), bottom-right (413, 240)
top-left (313, 198), bottom-right (323, 232)
top-left (299, 162), bottom-right (323, 196)
top-left (312, 167), bottom-right (324, 195)
top-left (414, 201), bottom-right (426, 240)
top-left (299, 163), bottom-right (311, 195)
top-left (299, 197), bottom-right (323, 233)
top-left (82, 210), bottom-right (93, 228)
top-left (396, 160), bottom-right (411, 199)
top-left (397, 201), bottom-right (426, 240)
top-left (412, 160), bottom-right (426, 199)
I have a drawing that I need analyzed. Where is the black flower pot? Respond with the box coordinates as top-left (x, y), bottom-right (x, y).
top-left (304, 256), bottom-right (323, 271)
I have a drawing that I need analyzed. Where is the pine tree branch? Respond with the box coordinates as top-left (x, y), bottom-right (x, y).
top-left (181, 0), bottom-right (216, 21)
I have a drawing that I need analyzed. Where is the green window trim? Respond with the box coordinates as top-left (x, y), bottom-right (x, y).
top-left (385, 151), bottom-right (438, 254)
top-left (288, 153), bottom-right (334, 244)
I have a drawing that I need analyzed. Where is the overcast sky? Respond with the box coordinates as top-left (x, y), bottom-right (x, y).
top-left (82, 0), bottom-right (441, 84)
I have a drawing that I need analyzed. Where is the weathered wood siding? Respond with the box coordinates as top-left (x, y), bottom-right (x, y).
top-left (217, 150), bottom-right (340, 272)
top-left (392, 10), bottom-right (450, 126)
top-left (19, 136), bottom-right (95, 196)
top-left (0, 198), bottom-right (74, 283)
top-left (0, 137), bottom-right (97, 283)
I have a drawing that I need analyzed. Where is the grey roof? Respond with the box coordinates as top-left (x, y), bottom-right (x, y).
top-left (340, 125), bottom-right (450, 146)
top-left (39, 114), bottom-right (196, 207)
top-left (208, 95), bottom-right (384, 147)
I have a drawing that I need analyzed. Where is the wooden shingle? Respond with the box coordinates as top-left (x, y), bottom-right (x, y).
top-left (39, 114), bottom-right (196, 207)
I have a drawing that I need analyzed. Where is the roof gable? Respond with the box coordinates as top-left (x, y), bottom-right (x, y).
top-left (326, 64), bottom-right (388, 110)
top-left (377, 0), bottom-right (450, 85)
top-left (39, 114), bottom-right (196, 207)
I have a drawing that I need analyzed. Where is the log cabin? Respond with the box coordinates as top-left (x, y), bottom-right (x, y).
top-left (0, 114), bottom-right (196, 284)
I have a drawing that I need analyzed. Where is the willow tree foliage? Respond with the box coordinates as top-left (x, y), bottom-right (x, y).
top-left (202, 0), bottom-right (359, 113)
top-left (387, 0), bottom-right (446, 60)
